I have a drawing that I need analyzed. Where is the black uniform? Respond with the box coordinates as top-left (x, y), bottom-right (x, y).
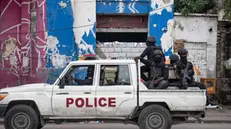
top-left (167, 54), bottom-right (181, 87)
top-left (141, 49), bottom-right (168, 89)
top-left (139, 46), bottom-right (165, 81)
top-left (176, 48), bottom-right (213, 106)
top-left (135, 36), bottom-right (166, 81)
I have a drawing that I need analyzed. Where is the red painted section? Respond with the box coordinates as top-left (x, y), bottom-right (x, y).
top-left (97, 15), bottom-right (148, 28)
top-left (0, 0), bottom-right (46, 88)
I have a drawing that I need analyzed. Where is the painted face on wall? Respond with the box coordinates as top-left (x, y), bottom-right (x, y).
top-left (2, 37), bottom-right (17, 58)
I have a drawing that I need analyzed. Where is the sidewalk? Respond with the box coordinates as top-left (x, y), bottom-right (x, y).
top-left (187, 105), bottom-right (231, 123)
top-left (0, 105), bottom-right (231, 124)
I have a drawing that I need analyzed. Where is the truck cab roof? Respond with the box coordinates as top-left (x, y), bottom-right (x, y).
top-left (68, 59), bottom-right (136, 65)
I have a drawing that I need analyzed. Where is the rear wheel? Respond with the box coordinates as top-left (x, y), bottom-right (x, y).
top-left (138, 105), bottom-right (172, 129)
top-left (4, 105), bottom-right (39, 129)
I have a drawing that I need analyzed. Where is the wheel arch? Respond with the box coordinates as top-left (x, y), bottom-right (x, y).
top-left (4, 100), bottom-right (41, 117)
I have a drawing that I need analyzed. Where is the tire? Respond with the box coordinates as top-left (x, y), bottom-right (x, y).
top-left (138, 105), bottom-right (172, 129)
top-left (4, 105), bottom-right (39, 129)
top-left (38, 124), bottom-right (44, 129)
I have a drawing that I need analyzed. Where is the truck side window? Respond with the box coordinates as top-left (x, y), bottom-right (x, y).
top-left (100, 65), bottom-right (131, 86)
top-left (64, 65), bottom-right (95, 86)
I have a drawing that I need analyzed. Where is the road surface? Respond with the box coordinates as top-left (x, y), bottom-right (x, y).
top-left (0, 123), bottom-right (230, 129)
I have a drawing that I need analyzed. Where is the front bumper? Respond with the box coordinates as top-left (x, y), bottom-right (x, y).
top-left (0, 104), bottom-right (7, 118)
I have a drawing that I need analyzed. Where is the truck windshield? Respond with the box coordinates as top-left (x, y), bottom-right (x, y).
top-left (46, 68), bottom-right (65, 84)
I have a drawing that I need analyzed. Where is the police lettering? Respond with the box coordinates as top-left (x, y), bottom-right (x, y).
top-left (66, 98), bottom-right (116, 108)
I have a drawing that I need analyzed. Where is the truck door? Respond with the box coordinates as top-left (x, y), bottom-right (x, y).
top-left (52, 64), bottom-right (96, 117)
top-left (96, 64), bottom-right (136, 117)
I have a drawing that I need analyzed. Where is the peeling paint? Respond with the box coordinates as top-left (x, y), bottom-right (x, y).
top-left (160, 19), bottom-right (174, 54)
top-left (150, 0), bottom-right (173, 15)
top-left (59, 1), bottom-right (67, 9)
top-left (2, 37), bottom-right (17, 58)
top-left (51, 53), bottom-right (67, 69)
top-left (46, 36), bottom-right (59, 54)
top-left (149, 1), bottom-right (174, 56)
top-left (71, 0), bottom-right (96, 56)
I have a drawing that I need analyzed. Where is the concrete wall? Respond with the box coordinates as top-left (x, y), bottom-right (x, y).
top-left (174, 14), bottom-right (218, 78)
top-left (97, 14), bottom-right (218, 79)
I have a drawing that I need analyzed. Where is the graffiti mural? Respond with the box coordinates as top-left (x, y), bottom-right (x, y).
top-left (149, 0), bottom-right (174, 57)
top-left (96, 0), bottom-right (174, 58)
top-left (96, 0), bottom-right (149, 14)
top-left (0, 0), bottom-right (174, 88)
top-left (45, 0), bottom-right (96, 82)
top-left (46, 0), bottom-right (96, 65)
top-left (0, 0), bottom-right (47, 88)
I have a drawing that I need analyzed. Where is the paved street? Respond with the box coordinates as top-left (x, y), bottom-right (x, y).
top-left (0, 123), bottom-right (231, 129)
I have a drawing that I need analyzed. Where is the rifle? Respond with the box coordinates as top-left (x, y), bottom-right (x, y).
top-left (148, 62), bottom-right (157, 89)
top-left (181, 62), bottom-right (191, 89)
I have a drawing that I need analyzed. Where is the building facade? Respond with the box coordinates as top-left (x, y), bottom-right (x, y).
top-left (0, 0), bottom-right (174, 88)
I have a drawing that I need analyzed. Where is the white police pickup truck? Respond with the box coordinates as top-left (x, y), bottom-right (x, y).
top-left (0, 59), bottom-right (206, 129)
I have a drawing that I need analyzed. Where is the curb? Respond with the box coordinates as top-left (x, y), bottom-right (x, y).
top-left (0, 120), bottom-right (231, 125)
top-left (187, 120), bottom-right (231, 124)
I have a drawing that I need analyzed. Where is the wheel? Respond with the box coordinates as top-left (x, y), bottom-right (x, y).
top-left (138, 105), bottom-right (172, 129)
top-left (38, 124), bottom-right (44, 129)
top-left (4, 105), bottom-right (39, 129)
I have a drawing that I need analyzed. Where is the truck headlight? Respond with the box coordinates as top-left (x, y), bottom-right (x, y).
top-left (0, 92), bottom-right (8, 101)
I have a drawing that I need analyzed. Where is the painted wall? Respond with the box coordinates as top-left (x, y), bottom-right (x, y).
top-left (96, 0), bottom-right (149, 14)
top-left (96, 0), bottom-right (174, 57)
top-left (149, 0), bottom-right (174, 57)
top-left (0, 0), bottom-right (174, 88)
top-left (0, 0), bottom-right (47, 87)
top-left (97, 14), bottom-right (218, 79)
top-left (0, 0), bottom-right (96, 87)
top-left (46, 0), bottom-right (96, 68)
top-left (174, 14), bottom-right (218, 78)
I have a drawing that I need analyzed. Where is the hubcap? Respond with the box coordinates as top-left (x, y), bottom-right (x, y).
top-left (147, 113), bottom-right (164, 128)
top-left (11, 112), bottom-right (30, 129)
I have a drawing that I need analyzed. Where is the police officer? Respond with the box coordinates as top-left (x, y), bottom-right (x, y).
top-left (176, 48), bottom-right (217, 106)
top-left (166, 54), bottom-right (181, 87)
top-left (135, 36), bottom-right (165, 81)
top-left (141, 49), bottom-right (169, 89)
top-left (176, 48), bottom-right (207, 89)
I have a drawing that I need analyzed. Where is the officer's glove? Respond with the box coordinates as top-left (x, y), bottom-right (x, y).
top-left (181, 81), bottom-right (188, 89)
top-left (154, 80), bottom-right (159, 85)
top-left (134, 56), bottom-right (141, 62)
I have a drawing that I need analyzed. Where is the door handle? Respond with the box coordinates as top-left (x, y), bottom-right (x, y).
top-left (84, 92), bottom-right (91, 94)
top-left (124, 92), bottom-right (132, 94)
top-left (56, 92), bottom-right (69, 95)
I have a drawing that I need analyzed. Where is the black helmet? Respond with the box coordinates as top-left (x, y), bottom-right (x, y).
top-left (153, 49), bottom-right (163, 57)
top-left (152, 49), bottom-right (163, 63)
top-left (170, 54), bottom-right (179, 64)
top-left (146, 36), bottom-right (156, 43)
top-left (178, 48), bottom-right (188, 57)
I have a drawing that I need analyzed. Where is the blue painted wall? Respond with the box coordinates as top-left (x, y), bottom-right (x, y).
top-left (96, 0), bottom-right (174, 57)
top-left (46, 0), bottom-right (78, 69)
top-left (96, 0), bottom-right (149, 14)
top-left (45, 0), bottom-right (174, 83)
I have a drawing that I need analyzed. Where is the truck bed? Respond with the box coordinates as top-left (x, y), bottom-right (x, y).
top-left (139, 86), bottom-right (206, 111)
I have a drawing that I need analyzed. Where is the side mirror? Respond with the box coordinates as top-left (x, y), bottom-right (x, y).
top-left (59, 77), bottom-right (65, 89)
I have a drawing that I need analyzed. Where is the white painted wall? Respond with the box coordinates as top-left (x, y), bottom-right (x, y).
top-left (71, 0), bottom-right (96, 57)
top-left (174, 14), bottom-right (218, 78)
